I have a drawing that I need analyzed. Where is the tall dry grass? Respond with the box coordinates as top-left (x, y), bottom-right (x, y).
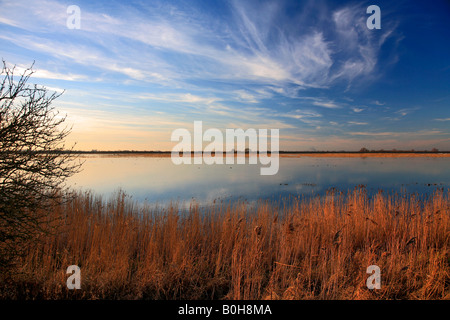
top-left (1, 188), bottom-right (449, 300)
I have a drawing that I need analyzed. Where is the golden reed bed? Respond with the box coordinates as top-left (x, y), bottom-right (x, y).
top-left (1, 188), bottom-right (449, 300)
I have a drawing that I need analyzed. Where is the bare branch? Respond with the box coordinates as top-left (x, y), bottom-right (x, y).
top-left (0, 60), bottom-right (82, 270)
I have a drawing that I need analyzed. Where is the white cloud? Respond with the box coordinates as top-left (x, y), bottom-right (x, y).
top-left (373, 100), bottom-right (385, 106)
top-left (395, 108), bottom-right (418, 117)
top-left (138, 92), bottom-right (219, 106)
top-left (349, 130), bottom-right (446, 137)
top-left (32, 69), bottom-right (90, 82)
top-left (348, 121), bottom-right (368, 125)
top-left (312, 100), bottom-right (340, 109)
top-left (329, 5), bottom-right (390, 84)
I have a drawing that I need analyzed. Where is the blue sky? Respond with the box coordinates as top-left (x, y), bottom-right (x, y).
top-left (1, 0), bottom-right (449, 151)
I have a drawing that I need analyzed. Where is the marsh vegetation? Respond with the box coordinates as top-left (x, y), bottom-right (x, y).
top-left (1, 187), bottom-right (448, 300)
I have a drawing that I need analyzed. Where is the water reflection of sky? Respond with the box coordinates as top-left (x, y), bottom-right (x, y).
top-left (67, 156), bottom-right (450, 205)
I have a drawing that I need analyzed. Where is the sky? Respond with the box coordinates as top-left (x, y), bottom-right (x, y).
top-left (1, 0), bottom-right (449, 151)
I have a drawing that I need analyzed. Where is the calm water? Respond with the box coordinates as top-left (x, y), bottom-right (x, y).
top-left (67, 155), bottom-right (450, 205)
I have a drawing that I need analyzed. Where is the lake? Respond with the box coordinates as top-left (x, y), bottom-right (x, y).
top-left (66, 154), bottom-right (450, 206)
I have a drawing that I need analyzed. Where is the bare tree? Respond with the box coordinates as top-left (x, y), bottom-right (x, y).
top-left (0, 60), bottom-right (82, 270)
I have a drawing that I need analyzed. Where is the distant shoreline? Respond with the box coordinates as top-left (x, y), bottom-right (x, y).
top-left (71, 151), bottom-right (450, 158)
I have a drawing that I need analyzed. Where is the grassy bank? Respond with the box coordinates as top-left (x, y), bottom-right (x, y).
top-left (1, 188), bottom-right (449, 300)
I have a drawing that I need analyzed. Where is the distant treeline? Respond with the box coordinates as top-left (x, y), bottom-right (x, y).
top-left (2, 149), bottom-right (448, 154)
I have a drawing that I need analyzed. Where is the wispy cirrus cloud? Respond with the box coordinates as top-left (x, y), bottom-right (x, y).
top-left (6, 62), bottom-right (92, 82)
top-left (352, 107), bottom-right (365, 113)
top-left (0, 0), bottom-right (397, 90)
top-left (137, 93), bottom-right (219, 106)
top-left (349, 130), bottom-right (447, 137)
top-left (372, 100), bottom-right (385, 106)
top-left (312, 100), bottom-right (341, 109)
top-left (348, 121), bottom-right (368, 125)
top-left (5, 0), bottom-right (444, 151)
